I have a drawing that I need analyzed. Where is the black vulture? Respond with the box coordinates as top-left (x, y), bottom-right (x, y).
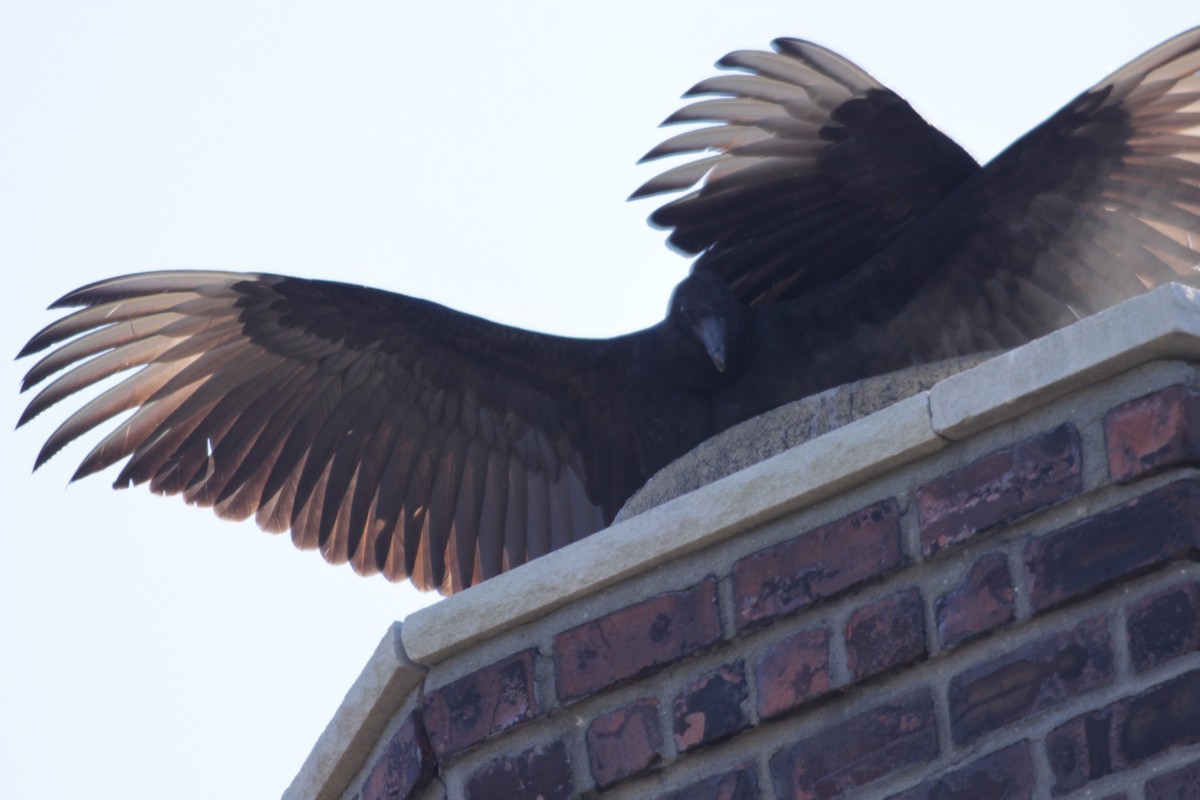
top-left (17, 27), bottom-right (1200, 594)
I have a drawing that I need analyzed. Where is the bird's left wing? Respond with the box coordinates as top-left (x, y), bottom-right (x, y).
top-left (17, 271), bottom-right (633, 593)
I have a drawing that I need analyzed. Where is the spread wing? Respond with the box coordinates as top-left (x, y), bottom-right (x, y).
top-left (17, 272), bottom-right (632, 593)
top-left (810, 24), bottom-right (1200, 361)
top-left (632, 37), bottom-right (978, 305)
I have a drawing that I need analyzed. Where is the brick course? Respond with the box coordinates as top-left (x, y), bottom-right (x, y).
top-left (936, 553), bottom-right (1016, 649)
top-left (1105, 385), bottom-right (1200, 482)
top-left (554, 577), bottom-right (721, 702)
top-left (770, 689), bottom-right (939, 800)
top-left (918, 423), bottom-right (1082, 557)
top-left (586, 698), bottom-right (663, 789)
top-left (671, 660), bottom-right (749, 752)
top-left (1024, 480), bottom-right (1200, 613)
top-left (948, 616), bottom-right (1114, 745)
top-left (423, 649), bottom-right (538, 758)
top-left (733, 499), bottom-right (902, 630)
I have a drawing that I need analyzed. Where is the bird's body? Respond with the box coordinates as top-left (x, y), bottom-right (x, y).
top-left (18, 26), bottom-right (1200, 593)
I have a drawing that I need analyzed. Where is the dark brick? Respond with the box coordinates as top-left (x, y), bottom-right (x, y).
top-left (1118, 668), bottom-right (1200, 763)
top-left (937, 554), bottom-right (1016, 649)
top-left (770, 689), bottom-right (938, 800)
top-left (673, 661), bottom-right (749, 753)
top-left (465, 739), bottom-right (572, 800)
top-left (360, 713), bottom-right (435, 800)
top-left (554, 577), bottom-right (720, 702)
top-left (919, 423), bottom-right (1082, 557)
top-left (1046, 669), bottom-right (1200, 794)
top-left (1024, 480), bottom-right (1200, 613)
top-left (846, 588), bottom-right (927, 682)
top-left (1126, 581), bottom-right (1200, 671)
top-left (1105, 385), bottom-right (1200, 482)
top-left (586, 698), bottom-right (663, 789)
top-left (423, 649), bottom-right (538, 758)
top-left (885, 741), bottom-right (1034, 800)
top-left (733, 500), bottom-right (902, 630)
top-left (1045, 710), bottom-right (1116, 794)
top-left (949, 616), bottom-right (1113, 745)
top-left (655, 762), bottom-right (759, 800)
top-left (756, 627), bottom-right (832, 720)
top-left (1146, 758), bottom-right (1200, 800)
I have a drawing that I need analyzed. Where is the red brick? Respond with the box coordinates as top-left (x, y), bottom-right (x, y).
top-left (654, 763), bottom-right (759, 800)
top-left (1126, 580), bottom-right (1200, 671)
top-left (845, 588), bottom-right (927, 682)
top-left (755, 627), bottom-right (832, 720)
top-left (936, 553), bottom-right (1016, 649)
top-left (918, 423), bottom-right (1082, 557)
top-left (884, 741), bottom-right (1033, 800)
top-left (1024, 480), bottom-right (1200, 613)
top-left (769, 689), bottom-right (938, 800)
top-left (554, 577), bottom-right (720, 702)
top-left (423, 649), bottom-right (539, 758)
top-left (949, 616), bottom-right (1113, 745)
top-left (733, 500), bottom-right (901, 631)
top-left (360, 712), bottom-right (435, 800)
top-left (586, 698), bottom-right (663, 789)
top-left (1105, 385), bottom-right (1200, 483)
top-left (464, 739), bottom-right (572, 800)
top-left (673, 661), bottom-right (749, 753)
top-left (1146, 758), bottom-right (1200, 800)
top-left (1046, 669), bottom-right (1200, 794)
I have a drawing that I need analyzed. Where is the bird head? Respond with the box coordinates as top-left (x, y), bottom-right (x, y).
top-left (662, 271), bottom-right (748, 389)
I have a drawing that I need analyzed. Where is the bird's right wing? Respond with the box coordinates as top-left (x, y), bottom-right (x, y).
top-left (632, 38), bottom-right (979, 305)
top-left (795, 25), bottom-right (1200, 365)
top-left (17, 271), bottom-right (634, 594)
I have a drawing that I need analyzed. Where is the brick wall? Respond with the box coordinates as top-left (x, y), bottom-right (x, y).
top-left (287, 288), bottom-right (1200, 799)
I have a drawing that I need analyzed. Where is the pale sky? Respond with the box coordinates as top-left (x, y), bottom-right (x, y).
top-left (3, 2), bottom-right (1197, 798)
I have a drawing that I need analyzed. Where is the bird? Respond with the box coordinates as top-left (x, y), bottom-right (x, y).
top-left (17, 26), bottom-right (1200, 594)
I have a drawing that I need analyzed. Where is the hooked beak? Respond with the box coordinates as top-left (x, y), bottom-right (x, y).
top-left (693, 315), bottom-right (726, 372)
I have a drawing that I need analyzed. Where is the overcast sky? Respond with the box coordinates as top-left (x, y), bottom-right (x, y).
top-left (3, 2), bottom-right (1198, 798)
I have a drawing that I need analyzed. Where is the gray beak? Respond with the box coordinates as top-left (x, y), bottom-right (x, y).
top-left (693, 316), bottom-right (726, 372)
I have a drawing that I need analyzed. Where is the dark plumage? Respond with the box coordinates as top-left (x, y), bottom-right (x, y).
top-left (17, 27), bottom-right (1200, 593)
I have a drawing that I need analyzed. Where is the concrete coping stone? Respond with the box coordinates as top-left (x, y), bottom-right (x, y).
top-left (283, 623), bottom-right (425, 800)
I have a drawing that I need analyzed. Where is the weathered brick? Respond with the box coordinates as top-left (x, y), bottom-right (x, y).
top-left (918, 423), bottom-right (1082, 557)
top-left (884, 741), bottom-right (1033, 800)
top-left (464, 739), bottom-right (572, 800)
top-left (423, 649), bottom-right (538, 757)
top-left (673, 661), bottom-right (749, 753)
top-left (846, 588), bottom-right (927, 682)
top-left (1046, 669), bottom-right (1200, 794)
top-left (733, 500), bottom-right (902, 630)
top-left (937, 553), bottom-right (1016, 649)
top-left (1145, 757), bottom-right (1200, 800)
top-left (1024, 480), bottom-right (1200, 613)
top-left (654, 762), bottom-right (759, 800)
top-left (360, 712), bottom-right (435, 800)
top-left (1045, 710), bottom-right (1115, 795)
top-left (586, 698), bottom-right (663, 789)
top-left (554, 577), bottom-right (720, 702)
top-left (1126, 580), bottom-right (1200, 671)
top-left (770, 689), bottom-right (938, 800)
top-left (1105, 385), bottom-right (1200, 483)
top-left (756, 627), bottom-right (832, 720)
top-left (949, 616), bottom-right (1113, 745)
